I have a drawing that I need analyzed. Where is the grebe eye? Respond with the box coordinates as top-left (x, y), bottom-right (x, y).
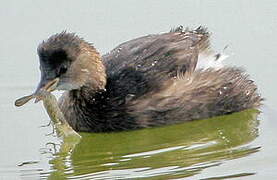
top-left (59, 66), bottom-right (68, 75)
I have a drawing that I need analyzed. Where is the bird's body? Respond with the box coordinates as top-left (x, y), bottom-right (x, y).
top-left (35, 27), bottom-right (262, 132)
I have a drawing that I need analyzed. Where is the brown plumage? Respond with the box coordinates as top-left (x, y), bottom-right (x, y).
top-left (34, 26), bottom-right (262, 132)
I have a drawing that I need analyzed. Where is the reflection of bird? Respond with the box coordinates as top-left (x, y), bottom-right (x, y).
top-left (34, 26), bottom-right (262, 132)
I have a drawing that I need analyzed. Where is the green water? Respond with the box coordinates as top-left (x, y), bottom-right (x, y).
top-left (41, 109), bottom-right (260, 179)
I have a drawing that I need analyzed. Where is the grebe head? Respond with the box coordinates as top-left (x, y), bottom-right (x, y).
top-left (35, 32), bottom-right (106, 94)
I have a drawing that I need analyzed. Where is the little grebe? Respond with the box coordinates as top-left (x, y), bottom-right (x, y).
top-left (34, 26), bottom-right (262, 132)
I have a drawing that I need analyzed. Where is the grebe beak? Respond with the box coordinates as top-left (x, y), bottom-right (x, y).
top-left (34, 78), bottom-right (60, 103)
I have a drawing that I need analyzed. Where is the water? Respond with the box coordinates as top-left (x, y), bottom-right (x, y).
top-left (1, 0), bottom-right (277, 179)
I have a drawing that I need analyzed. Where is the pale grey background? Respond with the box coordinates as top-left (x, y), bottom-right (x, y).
top-left (0, 0), bottom-right (276, 179)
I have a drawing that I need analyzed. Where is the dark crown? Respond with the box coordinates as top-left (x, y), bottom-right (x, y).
top-left (37, 31), bottom-right (84, 63)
